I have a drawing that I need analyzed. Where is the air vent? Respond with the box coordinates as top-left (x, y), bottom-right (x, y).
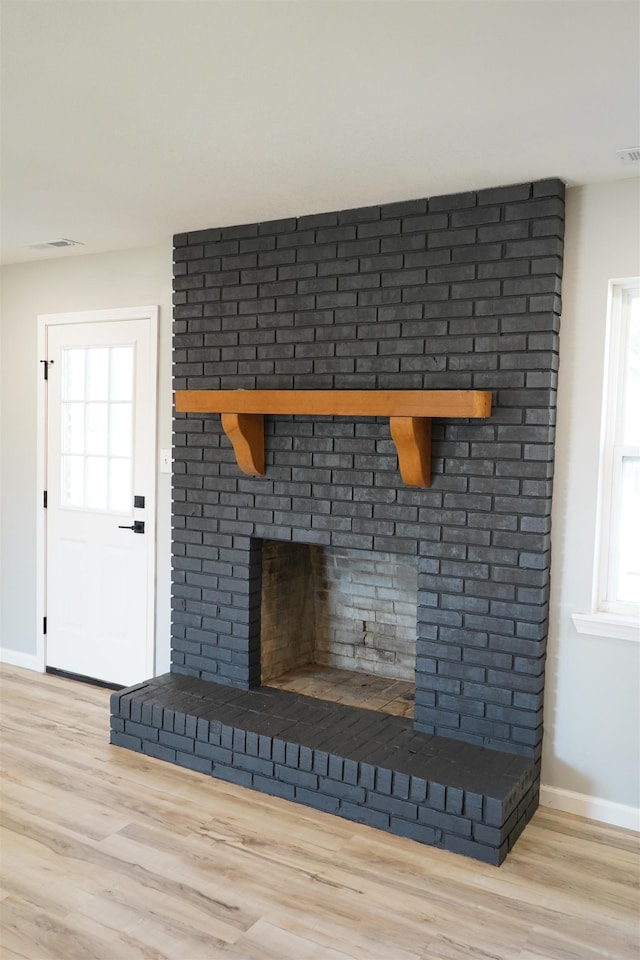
top-left (28, 238), bottom-right (84, 250)
top-left (616, 148), bottom-right (640, 164)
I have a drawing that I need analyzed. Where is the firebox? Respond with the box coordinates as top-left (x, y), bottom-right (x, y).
top-left (260, 539), bottom-right (417, 716)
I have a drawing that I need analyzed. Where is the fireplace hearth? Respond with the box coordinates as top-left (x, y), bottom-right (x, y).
top-left (111, 673), bottom-right (537, 865)
top-left (111, 178), bottom-right (564, 863)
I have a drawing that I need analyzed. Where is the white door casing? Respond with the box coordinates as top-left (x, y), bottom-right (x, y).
top-left (37, 308), bottom-right (158, 686)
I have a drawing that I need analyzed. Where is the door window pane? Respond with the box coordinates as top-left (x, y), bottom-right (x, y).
top-left (86, 348), bottom-right (110, 401)
top-left (109, 458), bottom-right (132, 513)
top-left (109, 404), bottom-right (132, 458)
top-left (62, 403), bottom-right (85, 455)
top-left (62, 455), bottom-right (84, 507)
top-left (86, 403), bottom-right (109, 456)
top-left (63, 349), bottom-right (85, 401)
top-left (86, 457), bottom-right (108, 510)
top-left (60, 344), bottom-right (136, 512)
top-left (110, 346), bottom-right (134, 401)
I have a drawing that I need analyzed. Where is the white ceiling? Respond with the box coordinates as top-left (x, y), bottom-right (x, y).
top-left (1, 0), bottom-right (639, 266)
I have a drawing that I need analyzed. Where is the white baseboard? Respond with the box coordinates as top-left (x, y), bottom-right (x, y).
top-left (0, 648), bottom-right (44, 672)
top-left (540, 784), bottom-right (639, 832)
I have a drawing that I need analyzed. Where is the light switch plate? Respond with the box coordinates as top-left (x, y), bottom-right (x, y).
top-left (160, 449), bottom-right (172, 474)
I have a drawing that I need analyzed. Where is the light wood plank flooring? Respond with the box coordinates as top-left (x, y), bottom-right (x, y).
top-left (1, 664), bottom-right (638, 960)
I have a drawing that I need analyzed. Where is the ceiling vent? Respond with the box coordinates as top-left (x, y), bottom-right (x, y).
top-left (616, 147), bottom-right (640, 164)
top-left (28, 238), bottom-right (84, 250)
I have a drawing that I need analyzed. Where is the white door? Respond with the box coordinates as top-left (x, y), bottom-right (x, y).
top-left (43, 311), bottom-right (157, 686)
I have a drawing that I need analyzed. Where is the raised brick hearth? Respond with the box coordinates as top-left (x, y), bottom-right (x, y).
top-left (111, 673), bottom-right (536, 865)
top-left (111, 178), bottom-right (564, 864)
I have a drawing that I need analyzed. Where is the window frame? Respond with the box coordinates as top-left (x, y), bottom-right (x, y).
top-left (572, 277), bottom-right (640, 642)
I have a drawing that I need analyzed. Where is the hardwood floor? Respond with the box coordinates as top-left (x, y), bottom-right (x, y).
top-left (1, 664), bottom-right (638, 960)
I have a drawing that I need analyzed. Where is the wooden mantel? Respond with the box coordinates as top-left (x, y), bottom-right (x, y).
top-left (175, 389), bottom-right (492, 488)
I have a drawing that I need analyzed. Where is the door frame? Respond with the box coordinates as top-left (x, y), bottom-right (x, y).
top-left (36, 306), bottom-right (159, 675)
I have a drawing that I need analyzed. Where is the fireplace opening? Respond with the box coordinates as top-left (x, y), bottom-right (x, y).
top-left (259, 539), bottom-right (417, 717)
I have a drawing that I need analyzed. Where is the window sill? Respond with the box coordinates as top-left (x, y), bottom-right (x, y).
top-left (572, 612), bottom-right (640, 643)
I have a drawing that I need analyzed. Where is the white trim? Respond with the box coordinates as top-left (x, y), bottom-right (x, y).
top-left (38, 307), bottom-right (158, 327)
top-left (36, 318), bottom-right (47, 671)
top-left (572, 611), bottom-right (639, 643)
top-left (540, 784), bottom-right (640, 833)
top-left (36, 306), bottom-right (159, 682)
top-left (0, 647), bottom-right (44, 672)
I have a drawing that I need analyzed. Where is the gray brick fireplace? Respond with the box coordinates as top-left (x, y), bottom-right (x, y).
top-left (111, 178), bottom-right (564, 864)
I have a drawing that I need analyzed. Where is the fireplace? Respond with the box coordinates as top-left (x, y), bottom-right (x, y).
top-left (111, 178), bottom-right (564, 863)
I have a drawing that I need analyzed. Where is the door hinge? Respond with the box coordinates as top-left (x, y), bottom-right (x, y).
top-left (43, 616), bottom-right (47, 635)
top-left (43, 490), bottom-right (47, 508)
top-left (40, 359), bottom-right (54, 380)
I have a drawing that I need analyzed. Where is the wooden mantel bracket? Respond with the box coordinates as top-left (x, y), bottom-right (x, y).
top-left (221, 413), bottom-right (265, 477)
top-left (175, 390), bottom-right (492, 488)
top-left (389, 416), bottom-right (432, 488)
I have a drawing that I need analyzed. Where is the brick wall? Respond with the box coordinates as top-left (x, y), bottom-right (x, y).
top-left (172, 178), bottom-right (564, 762)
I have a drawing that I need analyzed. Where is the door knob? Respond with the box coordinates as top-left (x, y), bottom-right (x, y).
top-left (118, 521), bottom-right (145, 534)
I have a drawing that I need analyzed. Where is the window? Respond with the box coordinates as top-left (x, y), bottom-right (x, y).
top-left (573, 278), bottom-right (640, 641)
top-left (60, 345), bottom-right (134, 513)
